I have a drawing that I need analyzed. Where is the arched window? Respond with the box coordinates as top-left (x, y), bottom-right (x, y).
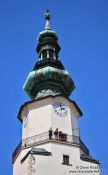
top-left (49, 49), bottom-right (54, 58)
top-left (42, 50), bottom-right (47, 59)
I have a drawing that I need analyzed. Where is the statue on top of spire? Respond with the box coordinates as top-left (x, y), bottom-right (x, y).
top-left (44, 9), bottom-right (51, 30)
top-left (44, 9), bottom-right (50, 20)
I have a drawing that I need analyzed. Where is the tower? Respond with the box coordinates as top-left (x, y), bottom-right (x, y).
top-left (12, 10), bottom-right (100, 175)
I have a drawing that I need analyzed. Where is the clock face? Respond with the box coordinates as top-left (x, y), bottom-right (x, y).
top-left (23, 110), bottom-right (29, 128)
top-left (53, 102), bottom-right (68, 117)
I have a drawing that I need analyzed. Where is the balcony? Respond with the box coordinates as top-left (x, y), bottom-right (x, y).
top-left (12, 131), bottom-right (89, 163)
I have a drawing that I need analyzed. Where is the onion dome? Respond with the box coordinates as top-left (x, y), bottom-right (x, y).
top-left (23, 10), bottom-right (75, 100)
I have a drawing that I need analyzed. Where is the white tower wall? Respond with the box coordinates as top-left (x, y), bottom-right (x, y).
top-left (13, 143), bottom-right (100, 175)
top-left (22, 96), bottom-right (80, 140)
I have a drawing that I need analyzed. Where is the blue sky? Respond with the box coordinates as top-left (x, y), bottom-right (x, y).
top-left (0, 0), bottom-right (108, 174)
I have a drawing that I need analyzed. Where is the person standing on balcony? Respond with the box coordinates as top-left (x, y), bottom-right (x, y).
top-left (58, 131), bottom-right (63, 141)
top-left (48, 127), bottom-right (53, 139)
top-left (54, 128), bottom-right (59, 140)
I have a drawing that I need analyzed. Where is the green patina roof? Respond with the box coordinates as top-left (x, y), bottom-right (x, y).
top-left (31, 148), bottom-right (51, 155)
top-left (38, 30), bottom-right (58, 41)
top-left (23, 66), bottom-right (71, 88)
top-left (23, 10), bottom-right (75, 100)
top-left (21, 147), bottom-right (51, 163)
top-left (80, 154), bottom-right (100, 164)
top-left (23, 66), bottom-right (75, 99)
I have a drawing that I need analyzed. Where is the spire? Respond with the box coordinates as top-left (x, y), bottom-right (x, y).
top-left (44, 9), bottom-right (51, 30)
top-left (23, 11), bottom-right (75, 100)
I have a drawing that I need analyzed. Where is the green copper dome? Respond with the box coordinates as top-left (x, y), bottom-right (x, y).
top-left (23, 10), bottom-right (75, 100)
top-left (23, 66), bottom-right (75, 99)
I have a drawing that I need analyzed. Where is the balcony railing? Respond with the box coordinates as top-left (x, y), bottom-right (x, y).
top-left (12, 131), bottom-right (88, 163)
top-left (22, 132), bottom-right (79, 147)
